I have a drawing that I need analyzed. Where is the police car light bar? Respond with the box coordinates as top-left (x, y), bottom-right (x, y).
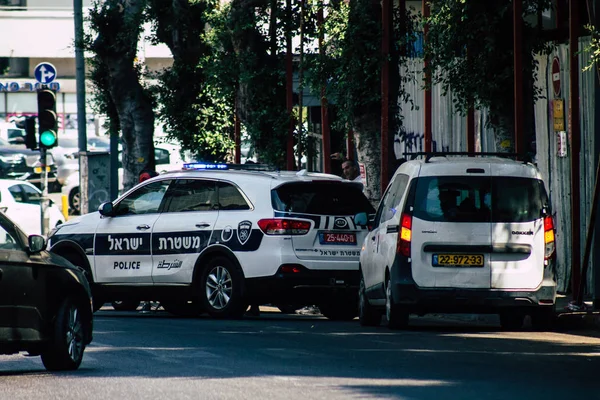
top-left (183, 162), bottom-right (229, 170)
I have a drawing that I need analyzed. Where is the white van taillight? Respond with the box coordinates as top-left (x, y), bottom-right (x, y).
top-left (544, 215), bottom-right (555, 259)
top-left (396, 213), bottom-right (412, 257)
top-left (257, 219), bottom-right (311, 235)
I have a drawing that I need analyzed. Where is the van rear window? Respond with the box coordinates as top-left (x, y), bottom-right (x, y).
top-left (272, 182), bottom-right (375, 216)
top-left (412, 176), bottom-right (548, 223)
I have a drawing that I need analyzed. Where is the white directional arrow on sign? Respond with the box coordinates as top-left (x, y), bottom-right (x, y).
top-left (39, 66), bottom-right (55, 84)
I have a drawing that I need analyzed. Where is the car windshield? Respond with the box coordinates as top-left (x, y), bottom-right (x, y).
top-left (412, 176), bottom-right (548, 223)
top-left (272, 181), bottom-right (375, 216)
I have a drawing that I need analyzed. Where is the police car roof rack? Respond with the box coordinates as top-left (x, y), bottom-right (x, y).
top-left (404, 152), bottom-right (522, 163)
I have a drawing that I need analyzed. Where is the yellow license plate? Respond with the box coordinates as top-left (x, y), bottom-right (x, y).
top-left (432, 254), bottom-right (484, 267)
top-left (34, 166), bottom-right (51, 173)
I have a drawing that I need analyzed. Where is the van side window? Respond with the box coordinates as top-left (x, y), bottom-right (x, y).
top-left (375, 174), bottom-right (409, 226)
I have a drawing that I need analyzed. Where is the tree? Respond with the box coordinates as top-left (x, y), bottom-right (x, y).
top-left (148, 0), bottom-right (234, 162)
top-left (85, 0), bottom-right (156, 191)
top-left (424, 0), bottom-right (551, 152)
top-left (207, 0), bottom-right (290, 168)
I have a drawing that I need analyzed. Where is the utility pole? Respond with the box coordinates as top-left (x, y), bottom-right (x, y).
top-left (74, 0), bottom-right (88, 212)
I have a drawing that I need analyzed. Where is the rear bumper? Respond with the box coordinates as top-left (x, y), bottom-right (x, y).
top-left (391, 283), bottom-right (556, 314)
top-left (389, 256), bottom-right (557, 314)
top-left (245, 266), bottom-right (360, 305)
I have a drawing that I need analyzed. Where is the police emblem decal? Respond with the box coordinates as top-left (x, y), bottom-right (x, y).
top-left (237, 220), bottom-right (252, 245)
top-left (221, 226), bottom-right (233, 242)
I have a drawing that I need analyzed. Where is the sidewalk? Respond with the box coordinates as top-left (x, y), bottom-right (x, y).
top-left (554, 294), bottom-right (600, 332)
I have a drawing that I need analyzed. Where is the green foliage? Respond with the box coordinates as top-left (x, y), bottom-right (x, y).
top-left (583, 24), bottom-right (600, 72)
top-left (148, 0), bottom-right (233, 162)
top-left (424, 0), bottom-right (552, 131)
top-left (83, 0), bottom-right (150, 126)
top-left (206, 0), bottom-right (289, 168)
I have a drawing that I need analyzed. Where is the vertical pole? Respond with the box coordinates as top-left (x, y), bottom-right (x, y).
top-left (297, 0), bottom-right (305, 170)
top-left (74, 0), bottom-right (88, 213)
top-left (346, 128), bottom-right (354, 161)
top-left (40, 148), bottom-right (49, 235)
top-left (423, 0), bottom-right (432, 153)
top-left (74, 0), bottom-right (87, 153)
top-left (234, 97), bottom-right (241, 164)
top-left (286, 0), bottom-right (295, 170)
top-left (569, 0), bottom-right (582, 302)
top-left (318, 4), bottom-right (331, 173)
top-left (513, 0), bottom-right (524, 156)
top-left (467, 107), bottom-right (475, 152)
top-left (381, 0), bottom-right (390, 194)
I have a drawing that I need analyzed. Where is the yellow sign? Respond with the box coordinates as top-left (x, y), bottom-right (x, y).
top-left (553, 99), bottom-right (565, 131)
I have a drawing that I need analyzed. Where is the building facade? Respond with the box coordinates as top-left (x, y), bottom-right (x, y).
top-left (0, 0), bottom-right (172, 133)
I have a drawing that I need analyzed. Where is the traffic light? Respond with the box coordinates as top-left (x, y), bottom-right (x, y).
top-left (37, 89), bottom-right (58, 149)
top-left (24, 116), bottom-right (37, 150)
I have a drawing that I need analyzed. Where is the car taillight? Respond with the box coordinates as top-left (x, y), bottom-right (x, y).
top-left (544, 215), bottom-right (555, 260)
top-left (257, 218), bottom-right (311, 235)
top-left (396, 213), bottom-right (412, 257)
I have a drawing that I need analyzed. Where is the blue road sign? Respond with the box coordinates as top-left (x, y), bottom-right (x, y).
top-left (34, 62), bottom-right (57, 84)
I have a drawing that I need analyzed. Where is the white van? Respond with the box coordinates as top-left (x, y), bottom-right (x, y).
top-left (356, 153), bottom-right (557, 330)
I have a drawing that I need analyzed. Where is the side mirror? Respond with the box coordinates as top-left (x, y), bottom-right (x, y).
top-left (354, 212), bottom-right (368, 227)
top-left (28, 234), bottom-right (46, 253)
top-left (98, 202), bottom-right (114, 217)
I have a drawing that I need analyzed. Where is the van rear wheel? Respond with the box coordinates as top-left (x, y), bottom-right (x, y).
top-left (386, 278), bottom-right (408, 329)
top-left (359, 275), bottom-right (382, 326)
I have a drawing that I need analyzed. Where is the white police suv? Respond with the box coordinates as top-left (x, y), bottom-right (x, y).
top-left (48, 164), bottom-right (375, 320)
top-left (356, 153), bottom-right (557, 330)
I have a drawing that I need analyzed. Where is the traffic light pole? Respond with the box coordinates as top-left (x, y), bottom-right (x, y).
top-left (39, 147), bottom-right (49, 236)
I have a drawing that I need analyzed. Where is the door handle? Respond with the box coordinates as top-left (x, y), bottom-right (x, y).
top-left (195, 223), bottom-right (211, 229)
top-left (136, 224), bottom-right (151, 230)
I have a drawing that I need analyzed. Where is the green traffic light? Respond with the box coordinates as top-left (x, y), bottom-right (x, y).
top-left (40, 130), bottom-right (57, 147)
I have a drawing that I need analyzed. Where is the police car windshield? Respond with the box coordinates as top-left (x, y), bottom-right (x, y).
top-left (272, 182), bottom-right (374, 215)
top-left (412, 176), bottom-right (548, 223)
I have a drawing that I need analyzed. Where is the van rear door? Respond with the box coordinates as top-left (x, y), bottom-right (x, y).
top-left (410, 166), bottom-right (493, 289)
top-left (489, 174), bottom-right (548, 290)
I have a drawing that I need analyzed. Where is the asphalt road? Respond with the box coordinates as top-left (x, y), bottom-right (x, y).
top-left (0, 308), bottom-right (598, 400)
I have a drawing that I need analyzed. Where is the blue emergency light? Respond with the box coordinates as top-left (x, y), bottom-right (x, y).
top-left (183, 162), bottom-right (229, 170)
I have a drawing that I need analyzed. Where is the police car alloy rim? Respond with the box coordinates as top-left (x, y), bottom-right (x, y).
top-left (205, 266), bottom-right (233, 310)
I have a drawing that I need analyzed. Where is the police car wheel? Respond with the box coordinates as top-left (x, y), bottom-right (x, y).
top-left (200, 257), bottom-right (245, 319)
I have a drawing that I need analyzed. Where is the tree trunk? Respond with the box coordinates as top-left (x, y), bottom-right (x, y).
top-left (90, 0), bottom-right (155, 191)
top-left (353, 112), bottom-right (381, 206)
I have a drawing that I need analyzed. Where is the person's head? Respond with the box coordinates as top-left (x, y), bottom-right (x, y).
top-left (139, 168), bottom-right (158, 183)
top-left (341, 160), bottom-right (359, 180)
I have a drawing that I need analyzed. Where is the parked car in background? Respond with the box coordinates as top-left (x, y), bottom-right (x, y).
top-left (62, 141), bottom-right (189, 215)
top-left (0, 179), bottom-right (65, 235)
top-left (0, 122), bottom-right (26, 145)
top-left (357, 153), bottom-right (557, 330)
top-left (49, 135), bottom-right (111, 187)
top-left (0, 211), bottom-right (93, 371)
top-left (0, 137), bottom-right (59, 191)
